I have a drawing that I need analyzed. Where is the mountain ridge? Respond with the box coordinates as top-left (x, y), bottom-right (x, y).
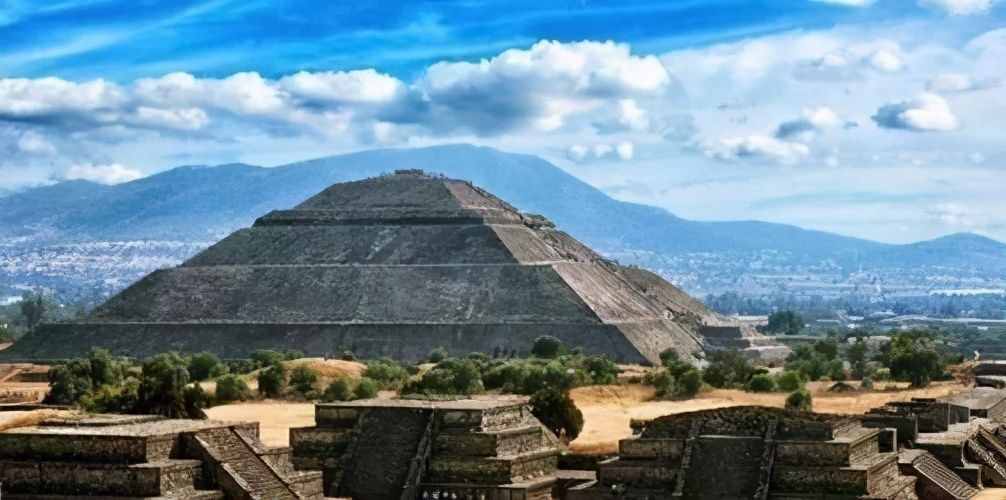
top-left (1, 144), bottom-right (1003, 275)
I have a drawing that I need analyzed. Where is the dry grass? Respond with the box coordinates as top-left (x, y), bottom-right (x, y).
top-left (205, 401), bottom-right (316, 447)
top-left (569, 380), bottom-right (970, 455)
top-left (0, 409), bottom-right (72, 432)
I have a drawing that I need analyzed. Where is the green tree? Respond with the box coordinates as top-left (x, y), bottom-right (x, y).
top-left (251, 350), bottom-right (286, 369)
top-left (428, 347), bottom-right (448, 363)
top-left (88, 348), bottom-right (125, 387)
top-left (44, 359), bottom-right (94, 405)
top-left (775, 371), bottom-right (805, 392)
top-left (215, 375), bottom-right (251, 402)
top-left (746, 374), bottom-right (776, 393)
top-left (675, 368), bottom-right (702, 398)
top-left (257, 363), bottom-right (287, 398)
top-left (885, 331), bottom-right (945, 387)
top-left (764, 311), bottom-right (804, 335)
top-left (530, 388), bottom-right (583, 441)
top-left (290, 365), bottom-right (319, 395)
top-left (322, 378), bottom-right (354, 402)
top-left (136, 353), bottom-right (193, 418)
top-left (188, 352), bottom-right (226, 381)
top-left (363, 359), bottom-right (410, 389)
top-left (532, 336), bottom-right (564, 359)
top-left (19, 292), bottom-right (47, 331)
top-left (785, 388), bottom-right (813, 412)
top-left (405, 359), bottom-right (484, 395)
top-left (354, 377), bottom-right (379, 399)
top-left (847, 339), bottom-right (868, 379)
top-left (702, 350), bottom-right (755, 389)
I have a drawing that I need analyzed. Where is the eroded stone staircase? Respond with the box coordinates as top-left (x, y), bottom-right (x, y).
top-left (899, 449), bottom-right (978, 499)
top-left (188, 426), bottom-right (312, 500)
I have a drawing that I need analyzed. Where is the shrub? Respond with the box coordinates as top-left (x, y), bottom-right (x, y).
top-left (861, 376), bottom-right (875, 390)
top-left (290, 366), bottom-right (319, 395)
top-left (703, 350), bottom-right (755, 389)
top-left (785, 388), bottom-right (813, 412)
top-left (660, 349), bottom-right (693, 378)
top-left (746, 373), bottom-right (776, 393)
top-left (764, 310), bottom-right (804, 335)
top-left (183, 382), bottom-right (212, 417)
top-left (405, 359), bottom-right (484, 395)
top-left (428, 347), bottom-right (448, 363)
top-left (531, 336), bottom-right (564, 359)
top-left (257, 363), bottom-right (287, 398)
top-left (827, 360), bottom-right (846, 382)
top-left (136, 352), bottom-right (192, 418)
top-left (80, 377), bottom-right (139, 413)
top-left (363, 359), bottom-right (410, 389)
top-left (581, 355), bottom-right (619, 385)
top-left (44, 359), bottom-right (94, 405)
top-left (775, 371), bottom-right (805, 392)
top-left (188, 352), bottom-right (226, 381)
top-left (676, 368), bottom-right (703, 398)
top-left (251, 350), bottom-right (286, 369)
top-left (340, 351), bottom-right (356, 361)
top-left (355, 377), bottom-right (379, 399)
top-left (530, 388), bottom-right (583, 440)
top-left (873, 368), bottom-right (892, 381)
top-left (88, 348), bottom-right (126, 387)
top-left (215, 374), bottom-right (251, 403)
top-left (322, 378), bottom-right (353, 402)
top-left (649, 369), bottom-right (676, 398)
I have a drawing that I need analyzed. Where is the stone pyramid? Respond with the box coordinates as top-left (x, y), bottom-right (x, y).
top-left (10, 170), bottom-right (759, 364)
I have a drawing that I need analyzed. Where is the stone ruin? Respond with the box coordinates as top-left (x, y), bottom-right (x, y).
top-left (290, 397), bottom-right (561, 499)
top-left (0, 414), bottom-right (325, 499)
top-left (6, 170), bottom-right (785, 366)
top-left (566, 406), bottom-right (919, 499)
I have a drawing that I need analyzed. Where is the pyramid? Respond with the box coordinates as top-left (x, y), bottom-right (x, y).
top-left (9, 170), bottom-right (766, 364)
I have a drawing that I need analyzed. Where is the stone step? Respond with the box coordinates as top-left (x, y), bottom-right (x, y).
top-left (595, 456), bottom-right (679, 487)
top-left (904, 450), bottom-right (978, 499)
top-left (435, 424), bottom-right (547, 457)
top-left (427, 447), bottom-right (559, 484)
top-left (0, 459), bottom-right (206, 497)
top-left (771, 452), bottom-right (899, 494)
top-left (190, 427), bottom-right (301, 500)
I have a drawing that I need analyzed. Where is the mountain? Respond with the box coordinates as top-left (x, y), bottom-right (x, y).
top-left (1, 144), bottom-right (1004, 298)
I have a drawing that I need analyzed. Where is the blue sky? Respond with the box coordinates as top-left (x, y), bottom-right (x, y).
top-left (1, 0), bottom-right (1004, 243)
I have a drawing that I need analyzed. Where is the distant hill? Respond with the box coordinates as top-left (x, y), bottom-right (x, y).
top-left (1, 144), bottom-right (1004, 276)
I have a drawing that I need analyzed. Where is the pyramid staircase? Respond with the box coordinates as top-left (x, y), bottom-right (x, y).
top-left (0, 415), bottom-right (325, 500)
top-left (898, 449), bottom-right (978, 499)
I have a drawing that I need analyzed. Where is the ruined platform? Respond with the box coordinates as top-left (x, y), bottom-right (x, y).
top-left (291, 396), bottom-right (561, 499)
top-left (567, 406), bottom-right (918, 499)
top-left (0, 414), bottom-right (325, 499)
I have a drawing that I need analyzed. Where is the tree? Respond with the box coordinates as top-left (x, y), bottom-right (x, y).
top-left (405, 359), bottom-right (484, 395)
top-left (847, 339), bottom-right (868, 379)
top-left (363, 359), bottom-right (410, 389)
top-left (136, 353), bottom-right (193, 418)
top-left (785, 388), bottom-right (813, 412)
top-left (427, 347), bottom-right (448, 363)
top-left (702, 350), bottom-right (755, 389)
top-left (257, 363), bottom-right (287, 398)
top-left (215, 375), bottom-right (251, 402)
top-left (764, 311), bottom-right (804, 336)
top-left (530, 388), bottom-right (583, 441)
top-left (88, 348), bottom-right (125, 387)
top-left (323, 378), bottom-right (353, 402)
top-left (354, 377), bottom-right (379, 399)
top-left (746, 374), bottom-right (776, 393)
top-left (188, 352), bottom-right (226, 381)
top-left (675, 368), bottom-right (702, 398)
top-left (775, 371), bottom-right (805, 392)
top-left (290, 365), bottom-right (319, 395)
top-left (44, 359), bottom-right (94, 405)
top-left (251, 350), bottom-right (286, 369)
top-left (885, 331), bottom-right (944, 387)
top-left (532, 336), bottom-right (564, 359)
top-left (19, 292), bottom-right (47, 331)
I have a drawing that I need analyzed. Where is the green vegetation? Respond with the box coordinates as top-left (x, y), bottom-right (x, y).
top-left (322, 378), bottom-right (354, 402)
top-left (703, 350), bottom-right (756, 389)
top-left (257, 363), bottom-right (287, 398)
top-left (785, 388), bottom-right (813, 412)
top-left (746, 373), bottom-right (776, 393)
top-left (531, 335), bottom-right (564, 358)
top-left (290, 365), bottom-right (319, 396)
top-left (427, 347), bottom-right (448, 363)
top-left (879, 330), bottom-right (950, 387)
top-left (19, 292), bottom-right (48, 332)
top-left (355, 377), bottom-right (379, 399)
top-left (363, 358), bottom-right (411, 389)
top-left (763, 310), bottom-right (804, 336)
top-left (215, 374), bottom-right (251, 403)
top-left (775, 371), bottom-right (805, 392)
top-left (188, 352), bottom-right (226, 381)
top-left (530, 387), bottom-right (583, 441)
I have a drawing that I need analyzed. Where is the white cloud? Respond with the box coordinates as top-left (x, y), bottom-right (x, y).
top-left (616, 141), bottom-right (635, 160)
top-left (918, 0), bottom-right (999, 15)
top-left (16, 130), bottom-right (56, 155)
top-left (775, 106), bottom-right (842, 140)
top-left (567, 141), bottom-right (636, 162)
top-left (65, 163), bottom-right (142, 184)
top-left (872, 93), bottom-right (960, 131)
top-left (0, 77), bottom-right (125, 122)
top-left (925, 72), bottom-right (1000, 92)
top-left (279, 69), bottom-right (403, 104)
top-left (708, 135), bottom-right (811, 165)
top-left (868, 49), bottom-right (904, 72)
top-left (132, 106), bottom-right (209, 131)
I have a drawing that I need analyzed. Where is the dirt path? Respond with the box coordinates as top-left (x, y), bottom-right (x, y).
top-left (205, 401), bottom-right (316, 447)
top-left (569, 380), bottom-right (968, 454)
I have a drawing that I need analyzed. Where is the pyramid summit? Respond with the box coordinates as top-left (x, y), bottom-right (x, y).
top-left (8, 170), bottom-right (779, 364)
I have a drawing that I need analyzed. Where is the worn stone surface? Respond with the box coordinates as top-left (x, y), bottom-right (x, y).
top-left (7, 171), bottom-right (782, 365)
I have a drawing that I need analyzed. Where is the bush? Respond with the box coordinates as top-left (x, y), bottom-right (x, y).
top-left (764, 310), bottom-right (804, 335)
top-left (530, 388), bottom-right (583, 440)
top-left (290, 366), bottom-right (319, 395)
top-left (703, 350), bottom-right (755, 389)
top-left (580, 355), bottom-right (619, 385)
top-left (775, 371), bottom-right (805, 392)
top-left (363, 359), bottom-right (410, 389)
top-left (44, 359), bottom-right (94, 405)
top-left (676, 368), bottom-right (702, 398)
top-left (532, 336), bottom-right (564, 359)
top-left (88, 348), bottom-right (126, 387)
top-left (183, 383), bottom-right (212, 417)
top-left (215, 374), bottom-right (251, 403)
top-left (251, 350), bottom-right (287, 369)
top-left (355, 377), bottom-right (379, 399)
top-left (405, 359), bottom-right (484, 395)
top-left (827, 360), bottom-right (846, 382)
top-left (873, 368), bottom-right (891, 381)
top-left (136, 352), bottom-right (192, 418)
top-left (257, 363), bottom-right (286, 398)
top-left (428, 347), bottom-right (448, 363)
top-left (322, 378), bottom-right (353, 402)
top-left (188, 352), bottom-right (226, 381)
top-left (746, 374), bottom-right (776, 393)
top-left (80, 377), bottom-right (139, 413)
top-left (340, 351), bottom-right (356, 361)
top-left (861, 376), bottom-right (875, 390)
top-left (785, 388), bottom-right (813, 412)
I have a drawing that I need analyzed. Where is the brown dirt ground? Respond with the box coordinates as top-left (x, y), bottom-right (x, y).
top-left (205, 401), bottom-right (316, 447)
top-left (975, 489), bottom-right (1006, 500)
top-left (568, 380), bottom-right (968, 454)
